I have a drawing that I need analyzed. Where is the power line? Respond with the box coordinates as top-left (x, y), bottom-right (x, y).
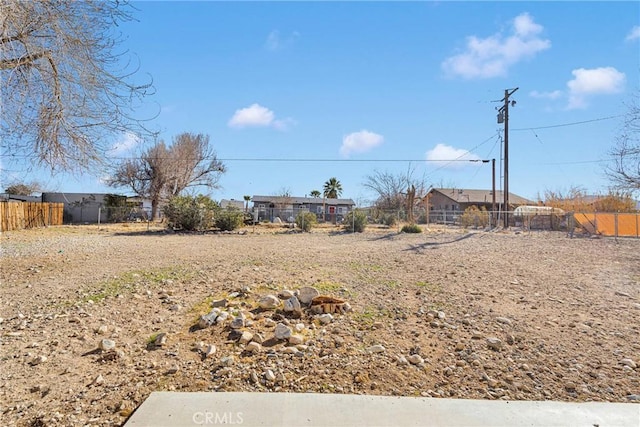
top-left (512, 115), bottom-right (622, 131)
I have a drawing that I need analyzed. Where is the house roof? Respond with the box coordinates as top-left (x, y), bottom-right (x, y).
top-left (220, 199), bottom-right (245, 209)
top-left (252, 195), bottom-right (355, 206)
top-left (429, 188), bottom-right (533, 206)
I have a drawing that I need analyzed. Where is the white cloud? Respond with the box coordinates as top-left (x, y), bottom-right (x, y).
top-left (425, 143), bottom-right (480, 167)
top-left (228, 103), bottom-right (294, 131)
top-left (442, 12), bottom-right (550, 79)
top-left (566, 67), bottom-right (626, 109)
top-left (108, 132), bottom-right (140, 155)
top-left (340, 130), bottom-right (384, 157)
top-left (265, 30), bottom-right (300, 51)
top-left (626, 25), bottom-right (640, 42)
top-left (529, 90), bottom-right (562, 100)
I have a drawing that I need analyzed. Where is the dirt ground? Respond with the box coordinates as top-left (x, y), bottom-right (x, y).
top-left (1, 223), bottom-right (639, 426)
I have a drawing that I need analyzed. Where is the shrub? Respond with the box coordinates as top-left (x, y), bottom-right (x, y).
top-left (215, 208), bottom-right (245, 231)
top-left (295, 211), bottom-right (317, 232)
top-left (343, 210), bottom-right (367, 233)
top-left (163, 195), bottom-right (218, 231)
top-left (460, 205), bottom-right (489, 228)
top-left (401, 223), bottom-right (422, 233)
top-left (380, 213), bottom-right (397, 227)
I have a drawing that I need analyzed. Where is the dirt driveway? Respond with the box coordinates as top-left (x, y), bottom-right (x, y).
top-left (1, 224), bottom-right (639, 426)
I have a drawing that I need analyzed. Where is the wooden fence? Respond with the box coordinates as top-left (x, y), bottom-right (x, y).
top-left (0, 202), bottom-right (64, 231)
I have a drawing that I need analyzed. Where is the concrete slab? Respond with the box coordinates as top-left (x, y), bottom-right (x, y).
top-left (124, 392), bottom-right (639, 427)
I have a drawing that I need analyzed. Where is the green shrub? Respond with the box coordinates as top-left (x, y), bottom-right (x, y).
top-left (163, 195), bottom-right (218, 231)
top-left (460, 205), bottom-right (489, 228)
top-left (215, 208), bottom-right (245, 231)
top-left (401, 223), bottom-right (422, 233)
top-left (295, 211), bottom-right (317, 232)
top-left (343, 210), bottom-right (367, 233)
top-left (381, 213), bottom-right (397, 227)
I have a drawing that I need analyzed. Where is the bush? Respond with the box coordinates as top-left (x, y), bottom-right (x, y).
top-left (163, 195), bottom-right (219, 231)
top-left (215, 208), bottom-right (245, 231)
top-left (460, 205), bottom-right (489, 228)
top-left (295, 211), bottom-right (317, 232)
top-left (343, 210), bottom-right (367, 233)
top-left (401, 223), bottom-right (422, 233)
top-left (380, 213), bottom-right (397, 227)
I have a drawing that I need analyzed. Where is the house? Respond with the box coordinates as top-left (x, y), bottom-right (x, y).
top-left (42, 192), bottom-right (108, 223)
top-left (426, 188), bottom-right (533, 223)
top-left (251, 195), bottom-right (356, 223)
top-left (220, 199), bottom-right (245, 211)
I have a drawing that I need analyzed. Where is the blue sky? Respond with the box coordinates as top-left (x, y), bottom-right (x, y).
top-left (5, 1), bottom-right (640, 204)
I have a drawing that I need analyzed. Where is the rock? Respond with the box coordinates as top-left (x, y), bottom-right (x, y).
top-left (620, 358), bottom-right (637, 369)
top-left (30, 355), bottom-right (47, 365)
top-left (631, 303), bottom-right (640, 310)
top-left (274, 323), bottom-right (292, 340)
top-left (406, 354), bottom-right (424, 365)
top-left (496, 317), bottom-right (512, 325)
top-left (252, 333), bottom-right (265, 344)
top-left (211, 298), bottom-right (227, 308)
top-left (294, 323), bottom-right (305, 332)
top-left (230, 315), bottom-right (245, 329)
top-left (154, 333), bottom-right (167, 347)
top-left (278, 290), bottom-right (295, 299)
top-left (317, 314), bottom-right (333, 325)
top-left (95, 325), bottom-right (108, 334)
top-left (92, 374), bottom-right (105, 385)
top-left (297, 286), bottom-right (320, 305)
top-left (471, 331), bottom-right (483, 339)
top-left (397, 355), bottom-right (409, 365)
top-left (282, 346), bottom-right (300, 355)
top-left (626, 394), bottom-right (640, 401)
top-left (264, 369), bottom-right (276, 381)
top-left (198, 310), bottom-right (219, 329)
top-left (437, 311), bottom-right (446, 320)
top-left (283, 296), bottom-right (302, 314)
top-left (486, 337), bottom-right (503, 351)
top-left (204, 344), bottom-right (216, 358)
top-left (288, 334), bottom-right (304, 345)
top-left (264, 318), bottom-right (276, 328)
top-left (367, 344), bottom-right (386, 353)
top-left (246, 342), bottom-right (261, 353)
top-left (220, 356), bottom-right (234, 367)
top-left (239, 331), bottom-right (253, 345)
top-left (258, 295), bottom-right (280, 310)
top-left (215, 311), bottom-right (229, 324)
top-left (99, 339), bottom-right (116, 351)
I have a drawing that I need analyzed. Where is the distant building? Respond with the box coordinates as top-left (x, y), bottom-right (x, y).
top-left (251, 195), bottom-right (356, 223)
top-left (42, 192), bottom-right (108, 223)
top-left (220, 199), bottom-right (245, 210)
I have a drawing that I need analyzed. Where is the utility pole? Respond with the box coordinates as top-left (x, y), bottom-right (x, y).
top-left (497, 87), bottom-right (518, 228)
top-left (492, 158), bottom-right (496, 228)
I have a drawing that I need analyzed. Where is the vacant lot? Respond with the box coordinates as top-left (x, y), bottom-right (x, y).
top-left (1, 224), bottom-right (639, 426)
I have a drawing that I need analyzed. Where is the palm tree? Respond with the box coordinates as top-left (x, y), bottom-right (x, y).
top-left (243, 195), bottom-right (251, 212)
top-left (323, 177), bottom-right (342, 199)
top-left (310, 190), bottom-right (321, 198)
top-left (322, 177), bottom-right (343, 222)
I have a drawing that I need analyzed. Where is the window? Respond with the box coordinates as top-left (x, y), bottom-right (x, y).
top-left (317, 206), bottom-right (323, 213)
top-left (338, 207), bottom-right (345, 214)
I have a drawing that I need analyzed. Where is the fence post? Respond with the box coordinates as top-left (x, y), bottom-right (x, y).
top-left (98, 207), bottom-right (101, 225)
top-left (614, 211), bottom-right (618, 240)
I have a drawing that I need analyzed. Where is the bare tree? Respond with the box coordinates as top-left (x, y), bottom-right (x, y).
top-left (364, 167), bottom-right (429, 212)
top-left (1, 1), bottom-right (154, 171)
top-left (4, 180), bottom-right (43, 195)
top-left (108, 133), bottom-right (225, 220)
top-left (607, 93), bottom-right (640, 193)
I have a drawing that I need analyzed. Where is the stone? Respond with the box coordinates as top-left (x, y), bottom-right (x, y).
top-left (211, 298), bottom-right (227, 308)
top-left (258, 295), bottom-right (280, 310)
top-left (297, 286), bottom-right (320, 305)
top-left (282, 346), bottom-right (300, 354)
top-left (283, 296), bottom-right (302, 314)
top-left (620, 358), bottom-right (637, 369)
top-left (406, 354), bottom-right (424, 365)
top-left (246, 342), bottom-right (261, 353)
top-left (437, 311), bottom-right (446, 320)
top-left (93, 374), bottom-right (105, 385)
top-left (230, 315), bottom-right (245, 329)
top-left (626, 394), bottom-right (640, 401)
top-left (99, 339), bottom-right (116, 351)
top-left (252, 333), bottom-right (265, 344)
top-left (95, 325), bottom-right (108, 334)
top-left (264, 369), bottom-right (276, 381)
top-left (204, 344), bottom-right (216, 358)
top-left (288, 334), bottom-right (304, 345)
top-left (486, 337), bottom-right (503, 351)
top-left (496, 317), bottom-right (512, 325)
top-left (397, 356), bottom-right (409, 365)
top-left (294, 323), bottom-right (305, 332)
top-left (317, 314), bottom-right (333, 325)
top-left (274, 323), bottom-right (292, 340)
top-left (215, 311), bottom-right (229, 324)
top-left (239, 331), bottom-right (253, 345)
top-left (154, 333), bottom-right (167, 347)
top-left (278, 290), bottom-right (295, 299)
top-left (367, 344), bottom-right (386, 353)
top-left (220, 356), bottom-right (234, 367)
top-left (30, 355), bottom-right (47, 365)
top-left (198, 311), bottom-right (219, 329)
